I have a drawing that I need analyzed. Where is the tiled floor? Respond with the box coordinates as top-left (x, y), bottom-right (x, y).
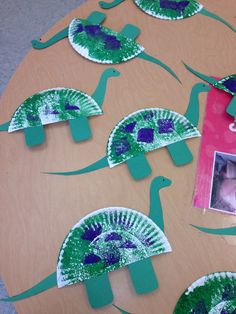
top-left (0, 0), bottom-right (86, 313)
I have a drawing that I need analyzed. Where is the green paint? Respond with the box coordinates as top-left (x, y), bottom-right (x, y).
top-left (107, 108), bottom-right (200, 168)
top-left (138, 52), bottom-right (181, 83)
top-left (99, 0), bottom-right (125, 9)
top-left (126, 154), bottom-right (152, 180)
top-left (24, 125), bottom-right (45, 147)
top-left (174, 272), bottom-right (236, 313)
top-left (226, 95), bottom-right (236, 118)
top-left (0, 273), bottom-right (57, 302)
top-left (200, 8), bottom-right (236, 32)
top-left (120, 24), bottom-right (140, 40)
top-left (31, 27), bottom-right (69, 49)
top-left (167, 140), bottom-right (193, 166)
top-left (0, 121), bottom-right (10, 131)
top-left (46, 156), bottom-right (109, 176)
top-left (85, 273), bottom-right (113, 308)
top-left (69, 116), bottom-right (92, 142)
top-left (191, 224), bottom-right (236, 235)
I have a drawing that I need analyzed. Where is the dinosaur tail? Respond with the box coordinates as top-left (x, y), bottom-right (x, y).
top-left (45, 156), bottom-right (109, 176)
top-left (200, 8), bottom-right (235, 33)
top-left (191, 224), bottom-right (236, 236)
top-left (99, 0), bottom-right (125, 9)
top-left (0, 272), bottom-right (57, 302)
top-left (183, 63), bottom-right (218, 85)
top-left (0, 121), bottom-right (10, 132)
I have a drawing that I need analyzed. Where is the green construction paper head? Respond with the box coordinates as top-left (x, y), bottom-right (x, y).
top-left (174, 272), bottom-right (236, 313)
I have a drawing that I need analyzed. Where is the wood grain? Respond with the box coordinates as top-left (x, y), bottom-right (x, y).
top-left (0, 1), bottom-right (236, 313)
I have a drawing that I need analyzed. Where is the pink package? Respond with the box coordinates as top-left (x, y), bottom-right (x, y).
top-left (193, 81), bottom-right (236, 215)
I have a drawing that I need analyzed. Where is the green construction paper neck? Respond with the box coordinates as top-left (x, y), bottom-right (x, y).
top-left (99, 0), bottom-right (125, 9)
top-left (0, 121), bottom-right (10, 132)
top-left (91, 70), bottom-right (113, 108)
top-left (226, 95), bottom-right (236, 118)
top-left (113, 304), bottom-right (132, 314)
top-left (0, 272), bottom-right (56, 302)
top-left (120, 24), bottom-right (140, 40)
top-left (200, 8), bottom-right (236, 33)
top-left (183, 63), bottom-right (217, 86)
top-left (138, 52), bottom-right (181, 84)
top-left (45, 156), bottom-right (109, 176)
top-left (191, 224), bottom-right (236, 235)
top-left (31, 27), bottom-right (69, 49)
top-left (86, 11), bottom-right (106, 24)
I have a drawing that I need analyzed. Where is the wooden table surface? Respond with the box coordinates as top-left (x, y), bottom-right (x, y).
top-left (0, 1), bottom-right (236, 313)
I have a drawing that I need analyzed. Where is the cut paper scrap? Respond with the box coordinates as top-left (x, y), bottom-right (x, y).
top-left (46, 82), bottom-right (210, 180)
top-left (99, 0), bottom-right (236, 33)
top-left (174, 272), bottom-right (236, 314)
top-left (184, 64), bottom-right (236, 119)
top-left (31, 11), bottom-right (181, 83)
top-left (0, 68), bottom-right (120, 147)
top-left (0, 176), bottom-right (172, 309)
top-left (191, 74), bottom-right (236, 215)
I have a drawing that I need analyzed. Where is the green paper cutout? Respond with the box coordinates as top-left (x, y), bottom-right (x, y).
top-left (226, 95), bottom-right (236, 117)
top-left (85, 273), bottom-right (113, 308)
top-left (69, 117), bottom-right (92, 142)
top-left (183, 62), bottom-right (218, 86)
top-left (113, 304), bottom-right (132, 314)
top-left (167, 140), bottom-right (193, 166)
top-left (31, 27), bottom-right (69, 49)
top-left (200, 8), bottom-right (236, 33)
top-left (24, 125), bottom-right (45, 147)
top-left (0, 273), bottom-right (56, 302)
top-left (86, 11), bottom-right (106, 24)
top-left (99, 0), bottom-right (125, 9)
top-left (0, 121), bottom-right (10, 131)
top-left (120, 24), bottom-right (140, 40)
top-left (126, 154), bottom-right (152, 180)
top-left (128, 258), bottom-right (158, 294)
top-left (138, 52), bottom-right (181, 83)
top-left (191, 224), bottom-right (236, 235)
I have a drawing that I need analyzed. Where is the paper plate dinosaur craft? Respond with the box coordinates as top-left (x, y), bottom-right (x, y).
top-left (184, 63), bottom-right (236, 123)
top-left (31, 11), bottom-right (181, 83)
top-left (99, 0), bottom-right (236, 33)
top-left (174, 272), bottom-right (236, 313)
top-left (0, 68), bottom-right (120, 147)
top-left (47, 82), bottom-right (210, 180)
top-left (0, 176), bottom-right (172, 309)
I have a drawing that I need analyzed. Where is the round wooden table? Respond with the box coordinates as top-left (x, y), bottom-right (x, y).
top-left (0, 1), bottom-right (236, 313)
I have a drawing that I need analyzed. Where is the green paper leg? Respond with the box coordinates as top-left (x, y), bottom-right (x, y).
top-left (31, 27), bottom-right (69, 49)
top-left (200, 8), bottom-right (236, 33)
top-left (128, 258), bottom-right (158, 294)
top-left (99, 0), bottom-right (125, 9)
top-left (24, 125), bottom-right (45, 147)
top-left (167, 140), bottom-right (193, 166)
top-left (126, 154), bottom-right (152, 180)
top-left (226, 95), bottom-right (236, 118)
top-left (120, 24), bottom-right (140, 40)
top-left (85, 273), bottom-right (113, 308)
top-left (86, 11), bottom-right (106, 24)
top-left (69, 117), bottom-right (92, 142)
top-left (138, 52), bottom-right (181, 84)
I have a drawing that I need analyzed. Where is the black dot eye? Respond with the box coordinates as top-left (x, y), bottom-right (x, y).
top-left (162, 178), bottom-right (165, 182)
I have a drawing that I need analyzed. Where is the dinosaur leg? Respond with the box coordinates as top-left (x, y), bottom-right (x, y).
top-left (128, 258), bottom-right (158, 294)
top-left (126, 154), bottom-right (152, 180)
top-left (200, 8), bottom-right (235, 33)
top-left (226, 95), bottom-right (236, 118)
top-left (84, 273), bottom-right (113, 308)
top-left (166, 140), bottom-right (193, 166)
top-left (99, 0), bottom-right (125, 9)
top-left (69, 117), bottom-right (92, 142)
top-left (31, 27), bottom-right (69, 49)
top-left (24, 125), bottom-right (45, 147)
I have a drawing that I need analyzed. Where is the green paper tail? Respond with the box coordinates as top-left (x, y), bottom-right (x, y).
top-left (128, 258), bottom-right (158, 294)
top-left (69, 117), bottom-right (92, 142)
top-left (45, 156), bottom-right (109, 176)
top-left (0, 273), bottom-right (57, 302)
top-left (0, 121), bottom-right (10, 132)
top-left (113, 304), bottom-right (132, 314)
top-left (191, 224), bottom-right (236, 235)
top-left (200, 8), bottom-right (236, 33)
top-left (183, 63), bottom-right (217, 86)
top-left (226, 95), bottom-right (236, 118)
top-left (24, 125), bottom-right (45, 147)
top-left (167, 141), bottom-right (193, 166)
top-left (85, 273), bottom-right (113, 308)
top-left (99, 0), bottom-right (125, 9)
top-left (126, 154), bottom-right (152, 180)
top-left (31, 27), bottom-right (69, 49)
top-left (138, 52), bottom-right (181, 84)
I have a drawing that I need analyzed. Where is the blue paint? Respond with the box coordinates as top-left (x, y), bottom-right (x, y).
top-left (124, 121), bottom-right (136, 133)
top-left (105, 232), bottom-right (122, 241)
top-left (65, 101), bottom-right (80, 111)
top-left (74, 23), bottom-right (83, 34)
top-left (223, 78), bottom-right (236, 93)
top-left (192, 301), bottom-right (208, 314)
top-left (119, 240), bottom-right (137, 249)
top-left (144, 112), bottom-right (155, 121)
top-left (27, 113), bottom-right (40, 121)
top-left (221, 309), bottom-right (229, 314)
top-left (103, 35), bottom-right (121, 50)
top-left (160, 0), bottom-right (190, 12)
top-left (81, 224), bottom-right (102, 241)
top-left (158, 119), bottom-right (174, 134)
top-left (113, 138), bottom-right (131, 156)
top-left (84, 253), bottom-right (101, 264)
top-left (222, 284), bottom-right (233, 300)
top-left (103, 248), bottom-right (120, 266)
top-left (137, 128), bottom-right (154, 143)
top-left (85, 24), bottom-right (103, 37)
top-left (144, 237), bottom-right (155, 247)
